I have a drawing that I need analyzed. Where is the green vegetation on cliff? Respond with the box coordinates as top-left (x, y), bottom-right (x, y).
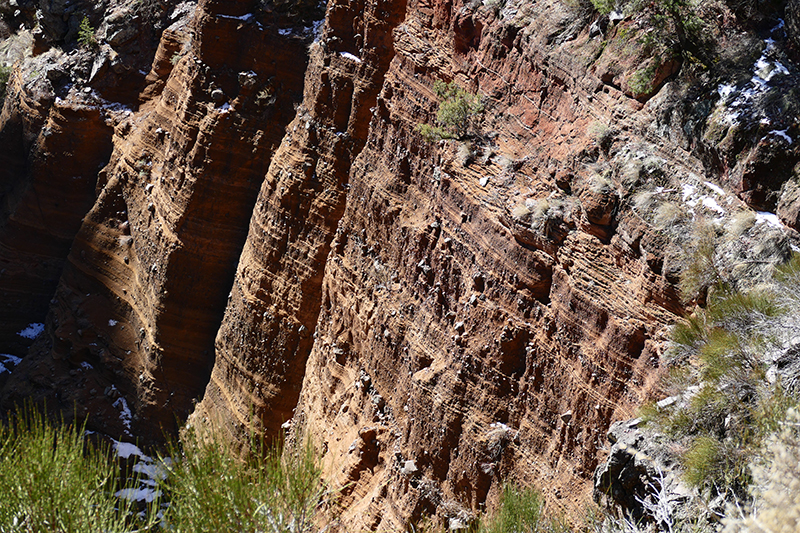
top-left (0, 66), bottom-right (10, 106)
top-left (417, 80), bottom-right (484, 141)
top-left (0, 407), bottom-right (326, 532)
top-left (0, 407), bottom-right (151, 532)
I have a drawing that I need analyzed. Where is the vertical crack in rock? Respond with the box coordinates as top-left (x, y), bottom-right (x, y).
top-left (1, 0), bottom-right (315, 441)
top-left (0, 74), bottom-right (112, 357)
top-left (191, 0), bottom-right (408, 444)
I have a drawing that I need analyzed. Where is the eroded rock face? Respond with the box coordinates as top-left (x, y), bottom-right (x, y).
top-left (190, 0), bottom-right (406, 443)
top-left (0, 0), bottom-right (317, 439)
top-left (2, 0), bottom-right (800, 529)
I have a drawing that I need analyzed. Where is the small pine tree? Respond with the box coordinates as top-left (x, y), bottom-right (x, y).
top-left (78, 16), bottom-right (98, 49)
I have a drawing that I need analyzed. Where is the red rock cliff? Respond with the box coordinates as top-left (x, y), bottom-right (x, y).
top-left (3, 0), bottom-right (800, 529)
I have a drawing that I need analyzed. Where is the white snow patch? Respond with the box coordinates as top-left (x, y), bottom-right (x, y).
top-left (18, 323), bottom-right (44, 340)
top-left (306, 18), bottom-right (325, 42)
top-left (108, 319), bottom-right (118, 326)
top-left (218, 102), bottom-right (231, 114)
top-left (115, 487), bottom-right (162, 503)
top-left (715, 21), bottom-right (793, 128)
top-left (769, 129), bottom-right (793, 144)
top-left (702, 196), bottom-right (726, 215)
top-left (1, 354), bottom-right (22, 366)
top-left (80, 361), bottom-right (93, 370)
top-left (339, 51), bottom-right (362, 63)
top-left (113, 397), bottom-right (133, 434)
top-left (681, 183), bottom-right (699, 207)
top-left (133, 461), bottom-right (169, 481)
top-left (170, 2), bottom-right (196, 21)
top-left (278, 28), bottom-right (293, 36)
top-left (756, 211), bottom-right (783, 228)
top-left (717, 83), bottom-right (735, 101)
top-left (217, 12), bottom-right (255, 22)
top-left (0, 354), bottom-right (20, 375)
top-left (113, 440), bottom-right (149, 460)
top-left (100, 101), bottom-right (135, 114)
top-left (704, 181), bottom-right (726, 196)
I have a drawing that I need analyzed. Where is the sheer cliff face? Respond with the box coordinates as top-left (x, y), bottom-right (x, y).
top-left (0, 0), bottom-right (314, 436)
top-left (198, 0), bottom-right (689, 526)
top-left (3, 0), bottom-right (800, 528)
top-left (191, 0), bottom-right (407, 444)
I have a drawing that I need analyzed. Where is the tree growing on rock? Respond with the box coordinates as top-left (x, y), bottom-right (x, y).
top-left (417, 80), bottom-right (483, 141)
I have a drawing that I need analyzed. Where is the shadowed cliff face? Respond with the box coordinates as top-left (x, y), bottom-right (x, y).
top-left (190, 0), bottom-right (407, 446)
top-left (0, 72), bottom-right (113, 358)
top-left (0, 0), bottom-right (316, 438)
top-left (2, 0), bottom-right (800, 528)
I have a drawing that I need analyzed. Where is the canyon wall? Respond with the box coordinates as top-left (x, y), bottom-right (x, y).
top-left (2, 0), bottom-right (800, 529)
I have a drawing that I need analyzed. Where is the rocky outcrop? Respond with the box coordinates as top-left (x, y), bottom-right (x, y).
top-left (1, 0), bottom-right (800, 529)
top-left (191, 0), bottom-right (407, 443)
top-left (593, 418), bottom-right (698, 529)
top-left (0, 0), bottom-right (317, 438)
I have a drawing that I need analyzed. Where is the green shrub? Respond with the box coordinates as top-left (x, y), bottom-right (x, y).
top-left (629, 0), bottom-right (707, 68)
top-left (416, 122), bottom-right (454, 141)
top-left (478, 484), bottom-right (568, 533)
top-left (159, 427), bottom-right (324, 532)
top-left (0, 65), bottom-right (10, 106)
top-left (628, 58), bottom-right (661, 97)
top-left (723, 408), bottom-right (800, 533)
top-left (590, 0), bottom-right (615, 15)
top-left (0, 406), bottom-right (154, 532)
top-left (649, 253), bottom-right (800, 498)
top-left (77, 16), bottom-right (98, 49)
top-left (417, 80), bottom-right (483, 141)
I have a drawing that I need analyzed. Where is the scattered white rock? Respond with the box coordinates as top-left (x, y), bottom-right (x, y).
top-left (401, 459), bottom-right (418, 476)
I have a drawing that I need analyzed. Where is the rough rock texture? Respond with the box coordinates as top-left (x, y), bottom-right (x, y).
top-left (0, 0), bottom-right (317, 438)
top-left (191, 0), bottom-right (406, 448)
top-left (593, 418), bottom-right (696, 527)
top-left (2, 0), bottom-right (800, 529)
top-left (196, 0), bottom-right (714, 526)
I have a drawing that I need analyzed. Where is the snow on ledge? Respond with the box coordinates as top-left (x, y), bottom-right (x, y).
top-left (17, 323), bottom-right (44, 340)
top-left (756, 211), bottom-right (783, 228)
top-left (339, 51), bottom-right (362, 63)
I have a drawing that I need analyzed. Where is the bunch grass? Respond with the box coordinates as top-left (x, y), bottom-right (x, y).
top-left (158, 424), bottom-right (324, 533)
top-left (0, 405), bottom-right (154, 532)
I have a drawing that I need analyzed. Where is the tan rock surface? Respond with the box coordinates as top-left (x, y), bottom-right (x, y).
top-left (195, 0), bottom-right (694, 527)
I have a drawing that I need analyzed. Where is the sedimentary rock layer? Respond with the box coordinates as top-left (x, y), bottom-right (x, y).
top-left (2, 0), bottom-right (800, 529)
top-left (1, 0), bottom-right (314, 439)
top-left (191, 0), bottom-right (406, 441)
top-left (194, 0), bottom-right (696, 527)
